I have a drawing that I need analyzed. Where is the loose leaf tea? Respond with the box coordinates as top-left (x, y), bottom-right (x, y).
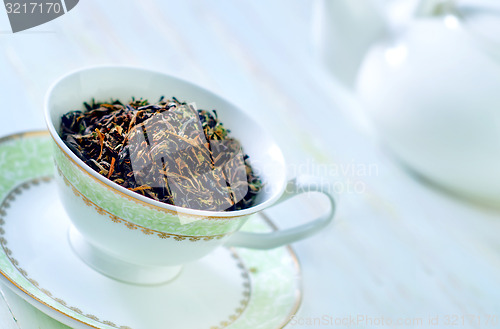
top-left (60, 97), bottom-right (262, 211)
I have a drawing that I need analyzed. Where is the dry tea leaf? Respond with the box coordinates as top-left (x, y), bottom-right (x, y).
top-left (60, 97), bottom-right (262, 211)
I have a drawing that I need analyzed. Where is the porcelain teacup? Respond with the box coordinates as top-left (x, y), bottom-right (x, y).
top-left (45, 66), bottom-right (336, 285)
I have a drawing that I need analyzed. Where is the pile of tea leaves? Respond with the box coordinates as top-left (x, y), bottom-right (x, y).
top-left (60, 97), bottom-right (262, 211)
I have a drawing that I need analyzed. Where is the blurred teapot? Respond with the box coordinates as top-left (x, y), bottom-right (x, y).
top-left (314, 0), bottom-right (500, 205)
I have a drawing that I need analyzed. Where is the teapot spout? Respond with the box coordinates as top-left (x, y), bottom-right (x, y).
top-left (313, 0), bottom-right (388, 88)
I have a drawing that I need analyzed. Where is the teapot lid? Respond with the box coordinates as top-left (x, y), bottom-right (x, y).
top-left (418, 0), bottom-right (500, 61)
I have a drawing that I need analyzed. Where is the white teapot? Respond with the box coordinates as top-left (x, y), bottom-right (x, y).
top-left (315, 0), bottom-right (500, 205)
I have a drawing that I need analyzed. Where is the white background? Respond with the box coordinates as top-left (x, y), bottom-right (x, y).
top-left (0, 1), bottom-right (499, 328)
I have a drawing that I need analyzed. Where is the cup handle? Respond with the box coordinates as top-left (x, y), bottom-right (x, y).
top-left (225, 176), bottom-right (336, 249)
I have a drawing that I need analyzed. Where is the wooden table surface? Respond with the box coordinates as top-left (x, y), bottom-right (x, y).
top-left (0, 1), bottom-right (499, 328)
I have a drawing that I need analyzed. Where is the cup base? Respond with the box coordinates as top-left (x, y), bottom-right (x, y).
top-left (68, 227), bottom-right (182, 285)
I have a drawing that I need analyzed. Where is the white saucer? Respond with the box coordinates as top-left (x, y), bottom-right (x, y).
top-left (0, 132), bottom-right (301, 329)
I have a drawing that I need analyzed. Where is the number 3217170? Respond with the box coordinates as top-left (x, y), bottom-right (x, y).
top-left (5, 2), bottom-right (62, 14)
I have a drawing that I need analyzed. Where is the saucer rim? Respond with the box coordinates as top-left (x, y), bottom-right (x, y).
top-left (0, 130), bottom-right (302, 329)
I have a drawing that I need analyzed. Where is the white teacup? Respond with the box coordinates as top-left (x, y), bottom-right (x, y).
top-left (45, 66), bottom-right (336, 285)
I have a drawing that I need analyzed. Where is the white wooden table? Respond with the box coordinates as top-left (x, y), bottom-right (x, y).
top-left (1, 1), bottom-right (499, 328)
